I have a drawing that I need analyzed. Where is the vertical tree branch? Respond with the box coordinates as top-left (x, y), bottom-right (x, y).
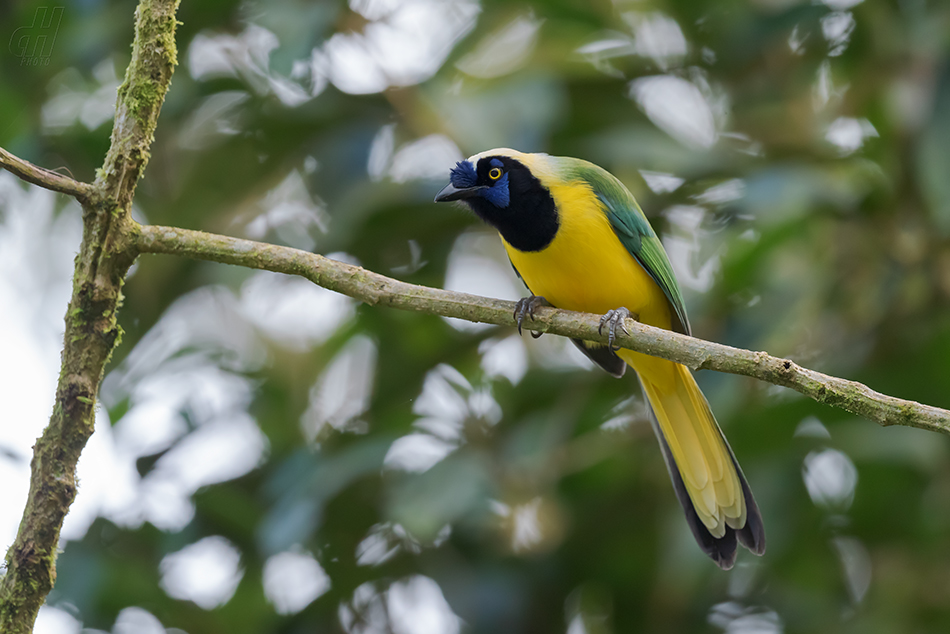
top-left (0, 2), bottom-right (181, 631)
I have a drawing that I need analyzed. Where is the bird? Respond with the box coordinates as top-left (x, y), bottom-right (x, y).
top-left (435, 148), bottom-right (765, 569)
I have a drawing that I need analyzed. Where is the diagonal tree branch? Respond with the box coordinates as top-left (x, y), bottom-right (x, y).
top-left (134, 224), bottom-right (950, 436)
top-left (0, 146), bottom-right (95, 202)
top-left (0, 2), bottom-right (181, 632)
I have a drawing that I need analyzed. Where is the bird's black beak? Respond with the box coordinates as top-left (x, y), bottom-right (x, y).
top-left (434, 183), bottom-right (485, 203)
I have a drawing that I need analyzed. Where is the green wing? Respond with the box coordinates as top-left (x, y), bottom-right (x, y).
top-left (558, 158), bottom-right (692, 336)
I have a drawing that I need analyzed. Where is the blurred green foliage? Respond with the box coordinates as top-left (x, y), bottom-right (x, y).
top-left (4, 0), bottom-right (950, 632)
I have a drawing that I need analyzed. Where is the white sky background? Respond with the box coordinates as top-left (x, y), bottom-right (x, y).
top-left (5, 0), bottom-right (874, 631)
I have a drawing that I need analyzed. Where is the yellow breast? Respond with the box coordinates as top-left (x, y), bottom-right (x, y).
top-left (502, 179), bottom-right (672, 331)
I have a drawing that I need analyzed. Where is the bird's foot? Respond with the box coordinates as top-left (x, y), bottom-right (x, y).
top-left (514, 295), bottom-right (550, 338)
top-left (598, 307), bottom-right (636, 350)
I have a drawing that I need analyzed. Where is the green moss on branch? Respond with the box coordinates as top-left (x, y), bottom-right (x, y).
top-left (0, 2), bottom-right (181, 632)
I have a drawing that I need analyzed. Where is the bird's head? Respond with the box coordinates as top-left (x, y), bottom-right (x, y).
top-left (433, 152), bottom-right (521, 208)
top-left (434, 148), bottom-right (559, 252)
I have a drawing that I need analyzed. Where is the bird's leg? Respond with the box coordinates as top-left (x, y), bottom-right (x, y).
top-left (598, 307), bottom-right (637, 350)
top-left (514, 295), bottom-right (550, 338)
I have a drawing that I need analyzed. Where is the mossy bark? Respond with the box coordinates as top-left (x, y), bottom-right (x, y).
top-left (0, 2), bottom-right (180, 632)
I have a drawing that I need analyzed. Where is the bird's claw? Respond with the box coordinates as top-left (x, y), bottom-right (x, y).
top-left (514, 295), bottom-right (550, 337)
top-left (598, 307), bottom-right (634, 350)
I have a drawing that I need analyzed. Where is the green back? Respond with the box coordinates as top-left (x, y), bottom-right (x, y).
top-left (555, 157), bottom-right (691, 336)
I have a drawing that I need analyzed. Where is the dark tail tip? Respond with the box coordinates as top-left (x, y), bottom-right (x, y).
top-left (734, 469), bottom-right (766, 556)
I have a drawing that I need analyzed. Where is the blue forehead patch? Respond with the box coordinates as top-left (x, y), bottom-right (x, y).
top-left (490, 158), bottom-right (503, 168)
top-left (450, 160), bottom-right (477, 188)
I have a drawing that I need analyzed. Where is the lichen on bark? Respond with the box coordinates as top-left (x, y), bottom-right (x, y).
top-left (0, 2), bottom-right (181, 632)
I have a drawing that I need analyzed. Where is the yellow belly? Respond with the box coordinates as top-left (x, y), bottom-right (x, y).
top-left (502, 180), bottom-right (677, 387)
top-left (502, 182), bottom-right (672, 330)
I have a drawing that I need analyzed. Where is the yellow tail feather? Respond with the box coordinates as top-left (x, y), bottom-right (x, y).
top-left (619, 352), bottom-right (746, 538)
